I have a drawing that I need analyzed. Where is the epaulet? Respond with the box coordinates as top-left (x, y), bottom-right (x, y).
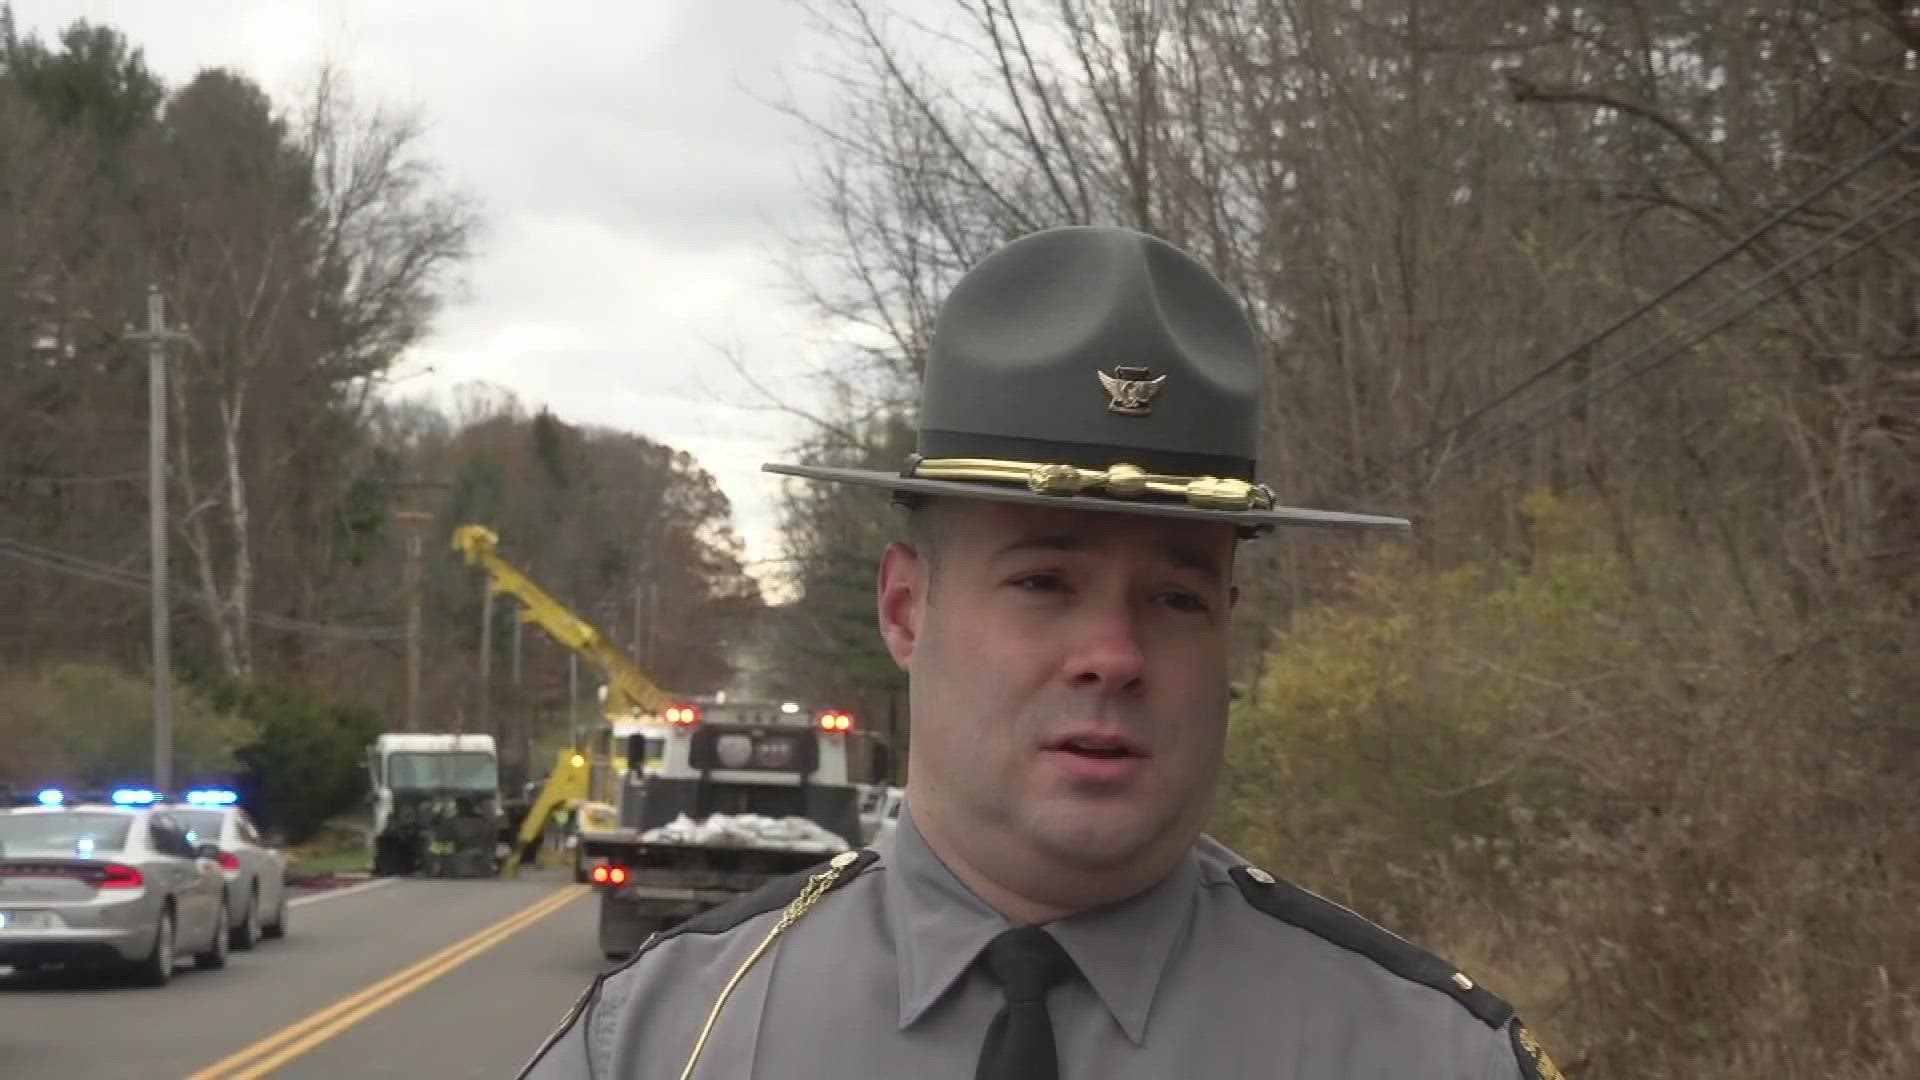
top-left (1226, 864), bottom-right (1513, 1029)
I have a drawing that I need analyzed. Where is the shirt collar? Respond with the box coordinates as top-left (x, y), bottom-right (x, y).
top-left (881, 802), bottom-right (1199, 1045)
top-left (882, 803), bottom-right (1010, 1033)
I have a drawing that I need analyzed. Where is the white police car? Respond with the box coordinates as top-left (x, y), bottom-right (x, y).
top-left (0, 788), bottom-right (231, 986)
top-left (161, 789), bottom-right (291, 949)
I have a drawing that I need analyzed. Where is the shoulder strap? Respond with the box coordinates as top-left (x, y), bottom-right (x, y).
top-left (1510, 1018), bottom-right (1570, 1079)
top-left (1227, 864), bottom-right (1514, 1028)
top-left (516, 849), bottom-right (879, 1079)
top-left (663, 848), bottom-right (880, 940)
top-left (675, 848), bottom-right (878, 1078)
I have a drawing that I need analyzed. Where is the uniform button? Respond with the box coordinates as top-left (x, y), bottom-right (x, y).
top-left (1245, 867), bottom-right (1275, 885)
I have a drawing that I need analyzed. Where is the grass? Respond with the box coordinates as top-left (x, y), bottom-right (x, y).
top-left (285, 811), bottom-right (370, 879)
top-left (288, 844), bottom-right (368, 877)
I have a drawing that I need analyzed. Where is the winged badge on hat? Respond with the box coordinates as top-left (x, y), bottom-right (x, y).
top-left (762, 225), bottom-right (1411, 535)
top-left (1097, 365), bottom-right (1166, 416)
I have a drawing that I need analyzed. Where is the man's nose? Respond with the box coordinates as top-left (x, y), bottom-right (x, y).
top-left (1063, 601), bottom-right (1147, 692)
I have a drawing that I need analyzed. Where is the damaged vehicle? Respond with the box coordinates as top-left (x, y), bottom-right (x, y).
top-left (366, 733), bottom-right (505, 878)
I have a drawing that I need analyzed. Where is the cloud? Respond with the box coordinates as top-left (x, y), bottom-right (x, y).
top-left (16, 0), bottom-right (851, 597)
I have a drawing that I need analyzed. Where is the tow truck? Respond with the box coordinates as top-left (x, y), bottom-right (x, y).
top-left (579, 696), bottom-right (864, 958)
top-left (451, 524), bottom-right (867, 958)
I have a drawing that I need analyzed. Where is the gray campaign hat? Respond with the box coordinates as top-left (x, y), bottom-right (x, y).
top-left (763, 225), bottom-right (1410, 535)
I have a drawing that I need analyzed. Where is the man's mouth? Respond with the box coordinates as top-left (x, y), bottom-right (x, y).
top-left (1046, 732), bottom-right (1146, 759)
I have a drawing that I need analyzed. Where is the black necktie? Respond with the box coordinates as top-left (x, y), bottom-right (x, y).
top-left (974, 926), bottom-right (1078, 1080)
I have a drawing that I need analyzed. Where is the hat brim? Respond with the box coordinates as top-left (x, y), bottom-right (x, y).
top-left (761, 463), bottom-right (1411, 533)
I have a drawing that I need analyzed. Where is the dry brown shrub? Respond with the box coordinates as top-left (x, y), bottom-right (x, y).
top-left (1217, 492), bottom-right (1920, 1076)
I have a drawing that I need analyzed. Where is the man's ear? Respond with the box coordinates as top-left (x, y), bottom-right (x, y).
top-left (1229, 583), bottom-right (1240, 609)
top-left (877, 542), bottom-right (926, 668)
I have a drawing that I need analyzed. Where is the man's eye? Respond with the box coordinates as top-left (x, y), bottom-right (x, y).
top-left (1161, 591), bottom-right (1210, 614)
top-left (1011, 573), bottom-right (1068, 592)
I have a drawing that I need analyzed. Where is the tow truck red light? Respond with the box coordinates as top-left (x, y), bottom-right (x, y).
top-left (664, 705), bottom-right (700, 726)
top-left (817, 711), bottom-right (853, 732)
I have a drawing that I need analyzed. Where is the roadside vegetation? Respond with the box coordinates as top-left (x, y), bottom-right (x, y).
top-left (0, 8), bottom-right (761, 828)
top-left (758, 4), bottom-right (1920, 1075)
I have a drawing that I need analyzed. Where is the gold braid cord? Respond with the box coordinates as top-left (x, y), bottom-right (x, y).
top-left (678, 851), bottom-right (859, 1080)
top-left (910, 457), bottom-right (1276, 512)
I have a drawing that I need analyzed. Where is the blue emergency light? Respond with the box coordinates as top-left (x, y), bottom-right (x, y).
top-left (111, 788), bottom-right (159, 806)
top-left (37, 787), bottom-right (64, 806)
top-left (184, 788), bottom-right (239, 806)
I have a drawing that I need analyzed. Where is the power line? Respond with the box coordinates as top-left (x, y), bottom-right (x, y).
top-left (1441, 194), bottom-right (1920, 475)
top-left (1377, 116), bottom-right (1920, 481)
top-left (2, 470), bottom-right (146, 485)
top-left (0, 536), bottom-right (407, 641)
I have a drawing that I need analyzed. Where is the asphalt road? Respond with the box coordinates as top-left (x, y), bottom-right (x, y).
top-left (0, 869), bottom-right (610, 1079)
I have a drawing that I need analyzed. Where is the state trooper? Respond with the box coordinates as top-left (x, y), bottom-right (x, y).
top-left (520, 226), bottom-right (1566, 1079)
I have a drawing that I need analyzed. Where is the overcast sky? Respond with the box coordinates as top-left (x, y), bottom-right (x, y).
top-left (15, 0), bottom-right (867, 598)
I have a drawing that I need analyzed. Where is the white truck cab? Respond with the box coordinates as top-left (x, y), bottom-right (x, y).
top-left (366, 733), bottom-right (502, 877)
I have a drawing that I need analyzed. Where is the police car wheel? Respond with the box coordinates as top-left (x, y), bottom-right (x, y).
top-left (231, 889), bottom-right (262, 951)
top-left (263, 893), bottom-right (288, 939)
top-left (194, 897), bottom-right (230, 970)
top-left (132, 907), bottom-right (175, 988)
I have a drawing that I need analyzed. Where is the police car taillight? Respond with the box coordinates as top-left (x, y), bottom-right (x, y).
top-left (98, 864), bottom-right (144, 889)
top-left (590, 864), bottom-right (629, 886)
top-left (216, 851), bottom-right (240, 872)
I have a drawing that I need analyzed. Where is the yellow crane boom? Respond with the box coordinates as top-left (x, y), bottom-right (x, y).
top-left (452, 523), bottom-right (671, 717)
top-left (453, 523), bottom-right (676, 878)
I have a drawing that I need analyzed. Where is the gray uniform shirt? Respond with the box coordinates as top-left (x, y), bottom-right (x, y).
top-left (520, 805), bottom-right (1552, 1079)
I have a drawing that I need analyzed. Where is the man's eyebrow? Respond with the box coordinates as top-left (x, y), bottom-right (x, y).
top-left (990, 532), bottom-right (1225, 585)
top-left (1165, 544), bottom-right (1224, 585)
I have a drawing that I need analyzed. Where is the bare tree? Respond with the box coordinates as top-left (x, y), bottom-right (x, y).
top-left (131, 67), bottom-right (475, 679)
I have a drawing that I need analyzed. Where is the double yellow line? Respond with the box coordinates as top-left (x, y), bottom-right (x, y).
top-left (190, 884), bottom-right (587, 1079)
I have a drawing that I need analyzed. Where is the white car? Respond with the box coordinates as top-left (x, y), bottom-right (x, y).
top-left (162, 791), bottom-right (290, 950)
top-left (861, 786), bottom-right (904, 848)
top-left (1, 793), bottom-right (231, 986)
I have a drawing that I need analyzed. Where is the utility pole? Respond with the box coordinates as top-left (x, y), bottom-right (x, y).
top-left (641, 580), bottom-right (656, 664)
top-left (122, 286), bottom-right (194, 793)
top-left (635, 581), bottom-right (660, 670)
top-left (648, 583), bottom-right (660, 669)
top-left (567, 652), bottom-right (580, 750)
top-left (395, 508), bottom-right (432, 732)
top-left (375, 475), bottom-right (446, 733)
top-left (478, 581), bottom-right (494, 736)
top-left (511, 612), bottom-right (522, 686)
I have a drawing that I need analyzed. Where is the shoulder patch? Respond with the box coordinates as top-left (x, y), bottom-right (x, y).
top-left (1228, 864), bottom-right (1514, 1029)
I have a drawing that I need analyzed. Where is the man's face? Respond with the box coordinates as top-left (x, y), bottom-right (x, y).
top-left (878, 498), bottom-right (1238, 898)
